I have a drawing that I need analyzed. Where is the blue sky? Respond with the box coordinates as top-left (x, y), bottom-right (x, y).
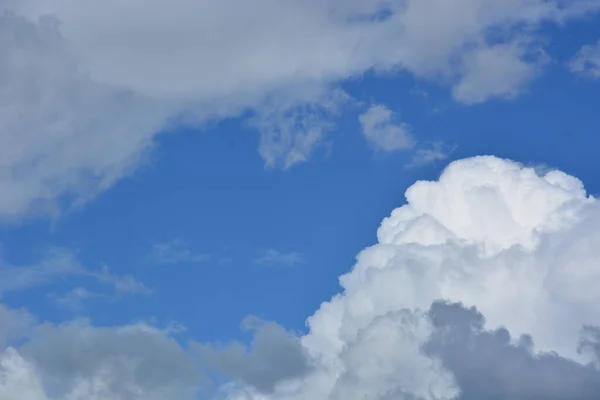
top-left (3, 2), bottom-right (600, 400)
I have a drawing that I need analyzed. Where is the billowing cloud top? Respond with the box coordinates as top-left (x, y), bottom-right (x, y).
top-left (2, 156), bottom-right (600, 398)
top-left (220, 156), bottom-right (600, 399)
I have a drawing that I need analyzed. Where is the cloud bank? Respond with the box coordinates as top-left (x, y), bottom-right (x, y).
top-left (2, 156), bottom-right (600, 399)
top-left (1, 1), bottom-right (599, 219)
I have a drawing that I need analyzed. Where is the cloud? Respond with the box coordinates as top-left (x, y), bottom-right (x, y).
top-left (0, 12), bottom-right (173, 221)
top-left (408, 142), bottom-right (456, 168)
top-left (90, 265), bottom-right (151, 296)
top-left (219, 155), bottom-right (600, 399)
top-left (152, 240), bottom-right (210, 266)
top-left (0, 318), bottom-right (201, 400)
top-left (358, 104), bottom-right (415, 152)
top-left (0, 247), bottom-right (149, 308)
top-left (569, 39), bottom-right (600, 78)
top-left (52, 287), bottom-right (101, 311)
top-left (195, 316), bottom-right (311, 394)
top-left (0, 1), bottom-right (598, 219)
top-left (253, 250), bottom-right (301, 267)
top-left (0, 248), bottom-right (84, 296)
top-left (251, 90), bottom-right (349, 169)
top-left (5, 156), bottom-right (600, 398)
top-left (451, 40), bottom-right (545, 104)
top-left (0, 305), bottom-right (33, 347)
top-left (425, 301), bottom-right (600, 400)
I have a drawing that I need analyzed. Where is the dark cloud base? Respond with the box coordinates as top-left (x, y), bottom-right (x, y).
top-left (426, 301), bottom-right (600, 400)
top-left (202, 301), bottom-right (600, 400)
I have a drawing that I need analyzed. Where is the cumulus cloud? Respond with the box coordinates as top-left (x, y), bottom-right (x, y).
top-left (253, 250), bottom-right (302, 267)
top-left (0, 318), bottom-right (200, 400)
top-left (0, 12), bottom-right (173, 221)
top-left (359, 104), bottom-right (415, 152)
top-left (4, 156), bottom-right (600, 398)
top-left (569, 39), bottom-right (600, 78)
top-left (425, 301), bottom-right (600, 400)
top-left (0, 305), bottom-right (33, 347)
top-left (0, 1), bottom-right (598, 219)
top-left (195, 317), bottom-right (311, 394)
top-left (219, 155), bottom-right (600, 399)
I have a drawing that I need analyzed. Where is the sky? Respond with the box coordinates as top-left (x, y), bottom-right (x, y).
top-left (2, 0), bottom-right (600, 399)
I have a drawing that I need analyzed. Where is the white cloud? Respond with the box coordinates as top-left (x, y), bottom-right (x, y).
top-left (152, 240), bottom-right (209, 266)
top-left (4, 156), bottom-right (600, 398)
top-left (569, 39), bottom-right (600, 78)
top-left (408, 142), bottom-right (456, 168)
top-left (220, 156), bottom-right (600, 399)
top-left (251, 89), bottom-right (349, 169)
top-left (358, 105), bottom-right (415, 152)
top-left (0, 1), bottom-right (598, 219)
top-left (253, 250), bottom-right (301, 267)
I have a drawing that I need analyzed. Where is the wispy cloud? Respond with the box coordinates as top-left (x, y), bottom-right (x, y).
top-left (153, 239), bottom-right (210, 266)
top-left (253, 250), bottom-right (301, 267)
top-left (0, 248), bottom-right (84, 296)
top-left (408, 142), bottom-right (456, 168)
top-left (568, 39), bottom-right (600, 79)
top-left (53, 287), bottom-right (103, 311)
top-left (0, 247), bottom-right (150, 311)
top-left (91, 265), bottom-right (152, 296)
top-left (358, 104), bottom-right (415, 152)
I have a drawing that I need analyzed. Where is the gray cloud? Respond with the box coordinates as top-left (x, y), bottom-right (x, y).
top-left (0, 1), bottom-right (598, 220)
top-left (425, 301), bottom-right (600, 400)
top-left (194, 316), bottom-right (311, 393)
top-left (0, 304), bottom-right (33, 347)
top-left (17, 320), bottom-right (200, 400)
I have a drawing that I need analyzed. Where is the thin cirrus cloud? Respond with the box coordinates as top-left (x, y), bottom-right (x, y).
top-left (3, 156), bottom-right (600, 398)
top-left (408, 141), bottom-right (457, 168)
top-left (253, 250), bottom-right (302, 267)
top-left (52, 287), bottom-right (102, 311)
top-left (0, 247), bottom-right (150, 310)
top-left (0, 1), bottom-right (598, 220)
top-left (569, 39), bottom-right (600, 78)
top-left (152, 240), bottom-right (210, 266)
